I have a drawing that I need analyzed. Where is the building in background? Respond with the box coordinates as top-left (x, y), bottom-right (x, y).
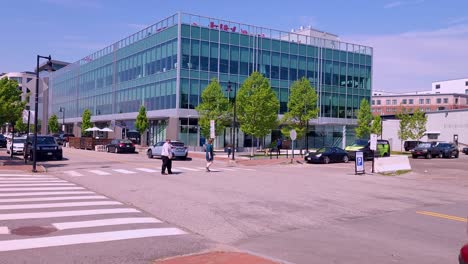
top-left (48, 12), bottom-right (373, 149)
top-left (432, 77), bottom-right (468, 94)
top-left (371, 93), bottom-right (468, 115)
top-left (0, 71), bottom-right (37, 110)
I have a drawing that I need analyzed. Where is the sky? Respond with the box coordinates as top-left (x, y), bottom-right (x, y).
top-left (1, 0), bottom-right (467, 93)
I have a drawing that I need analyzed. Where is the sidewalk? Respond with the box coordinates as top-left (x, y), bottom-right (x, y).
top-left (154, 251), bottom-right (280, 264)
top-left (0, 151), bottom-right (46, 172)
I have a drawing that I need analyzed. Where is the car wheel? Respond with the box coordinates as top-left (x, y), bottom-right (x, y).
top-left (455, 153), bottom-right (459, 158)
top-left (323, 156), bottom-right (330, 164)
top-left (114, 147), bottom-right (118, 154)
top-left (106, 147), bottom-right (109, 153)
top-left (342, 155), bottom-right (349, 163)
top-left (56, 155), bottom-right (63, 160)
top-left (438, 152), bottom-right (443, 158)
top-left (147, 150), bottom-right (153, 159)
top-left (426, 153), bottom-right (432, 159)
top-left (412, 154), bottom-right (417, 159)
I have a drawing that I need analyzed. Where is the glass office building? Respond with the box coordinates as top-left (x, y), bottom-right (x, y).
top-left (49, 12), bottom-right (372, 149)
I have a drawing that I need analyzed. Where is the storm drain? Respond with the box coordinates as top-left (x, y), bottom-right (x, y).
top-left (11, 226), bottom-right (57, 236)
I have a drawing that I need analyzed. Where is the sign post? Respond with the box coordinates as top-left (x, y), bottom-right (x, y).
top-left (355, 151), bottom-right (365, 175)
top-left (290, 129), bottom-right (297, 162)
top-left (210, 120), bottom-right (215, 139)
top-left (370, 134), bottom-right (377, 173)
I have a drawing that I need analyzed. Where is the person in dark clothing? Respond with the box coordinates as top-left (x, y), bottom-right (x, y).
top-left (276, 138), bottom-right (282, 155)
top-left (205, 138), bottom-right (214, 172)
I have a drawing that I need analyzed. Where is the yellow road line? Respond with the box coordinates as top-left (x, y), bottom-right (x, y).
top-left (416, 211), bottom-right (468, 223)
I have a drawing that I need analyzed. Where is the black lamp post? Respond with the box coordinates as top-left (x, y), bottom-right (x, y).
top-left (59, 107), bottom-right (65, 133)
top-left (226, 81), bottom-right (237, 160)
top-left (33, 55), bottom-right (52, 173)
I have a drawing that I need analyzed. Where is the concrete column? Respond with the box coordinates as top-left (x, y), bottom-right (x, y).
top-left (166, 117), bottom-right (179, 141)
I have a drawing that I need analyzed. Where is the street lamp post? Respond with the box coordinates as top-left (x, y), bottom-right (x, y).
top-left (226, 81), bottom-right (237, 160)
top-left (33, 55), bottom-right (52, 173)
top-left (59, 107), bottom-right (65, 133)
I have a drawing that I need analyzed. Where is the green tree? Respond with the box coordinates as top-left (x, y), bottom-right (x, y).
top-left (15, 116), bottom-right (28, 134)
top-left (0, 79), bottom-right (25, 128)
top-left (409, 108), bottom-right (427, 140)
top-left (135, 105), bottom-right (149, 146)
top-left (195, 78), bottom-right (230, 139)
top-left (48, 114), bottom-right (60, 134)
top-left (371, 115), bottom-right (382, 137)
top-left (397, 108), bottom-right (411, 152)
top-left (81, 109), bottom-right (92, 137)
top-left (355, 99), bottom-right (372, 139)
top-left (281, 77), bottom-right (319, 149)
top-left (236, 72), bottom-right (280, 156)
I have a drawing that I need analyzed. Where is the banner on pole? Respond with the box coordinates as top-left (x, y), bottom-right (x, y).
top-left (210, 120), bottom-right (215, 139)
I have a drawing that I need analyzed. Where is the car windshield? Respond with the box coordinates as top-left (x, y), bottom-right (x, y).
top-left (13, 138), bottom-right (26, 143)
top-left (417, 143), bottom-right (432, 148)
top-left (0, 135), bottom-right (5, 139)
top-left (437, 143), bottom-right (450, 148)
top-left (37, 137), bottom-right (56, 144)
top-left (171, 142), bottom-right (185, 147)
top-left (315, 148), bottom-right (330, 153)
top-left (351, 139), bottom-right (368, 147)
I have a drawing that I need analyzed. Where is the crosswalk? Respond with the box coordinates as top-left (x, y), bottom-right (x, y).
top-left (62, 166), bottom-right (256, 177)
top-left (0, 173), bottom-right (187, 252)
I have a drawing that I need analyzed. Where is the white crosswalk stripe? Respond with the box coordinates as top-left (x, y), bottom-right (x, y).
top-left (63, 171), bottom-right (84, 177)
top-left (112, 169), bottom-right (136, 174)
top-left (88, 170), bottom-right (110, 175)
top-left (135, 168), bottom-right (158, 173)
top-left (0, 177), bottom-right (57, 180)
top-left (0, 173), bottom-right (187, 252)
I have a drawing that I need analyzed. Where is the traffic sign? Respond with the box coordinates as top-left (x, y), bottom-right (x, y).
top-left (355, 151), bottom-right (365, 174)
top-left (290, 129), bottom-right (297, 140)
top-left (370, 134), bottom-right (377, 151)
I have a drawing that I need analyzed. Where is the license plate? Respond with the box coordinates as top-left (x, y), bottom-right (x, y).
top-left (126, 145), bottom-right (130, 147)
top-left (47, 152), bottom-right (53, 155)
top-left (307, 157), bottom-right (311, 160)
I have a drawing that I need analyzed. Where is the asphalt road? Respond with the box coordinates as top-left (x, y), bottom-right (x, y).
top-left (1, 148), bottom-right (467, 264)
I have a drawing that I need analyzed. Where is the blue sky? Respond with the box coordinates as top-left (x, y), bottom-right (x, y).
top-left (1, 0), bottom-right (467, 92)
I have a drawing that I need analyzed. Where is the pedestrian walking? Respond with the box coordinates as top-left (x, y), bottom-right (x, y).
top-left (276, 138), bottom-right (282, 155)
top-left (161, 138), bottom-right (173, 175)
top-left (205, 138), bottom-right (214, 172)
top-left (227, 144), bottom-right (232, 158)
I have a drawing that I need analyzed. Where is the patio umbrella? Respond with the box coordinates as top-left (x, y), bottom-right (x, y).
top-left (85, 127), bottom-right (100, 132)
top-left (99, 127), bottom-right (113, 132)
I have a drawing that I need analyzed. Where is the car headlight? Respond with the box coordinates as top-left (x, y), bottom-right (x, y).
top-left (316, 154), bottom-right (322, 158)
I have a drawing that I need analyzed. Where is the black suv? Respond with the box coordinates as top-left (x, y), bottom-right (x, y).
top-left (0, 134), bottom-right (6, 148)
top-left (433, 143), bottom-right (459, 158)
top-left (24, 135), bottom-right (63, 161)
top-left (462, 147), bottom-right (468, 155)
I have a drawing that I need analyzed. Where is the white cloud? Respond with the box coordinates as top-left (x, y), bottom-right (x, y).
top-left (344, 24), bottom-right (468, 93)
top-left (384, 0), bottom-right (425, 9)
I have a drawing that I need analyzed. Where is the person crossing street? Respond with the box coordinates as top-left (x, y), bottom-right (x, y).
top-left (161, 138), bottom-right (173, 175)
top-left (205, 138), bottom-right (214, 172)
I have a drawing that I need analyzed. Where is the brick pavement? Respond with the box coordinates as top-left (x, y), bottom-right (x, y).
top-left (0, 151), bottom-right (46, 172)
top-left (154, 251), bottom-right (280, 264)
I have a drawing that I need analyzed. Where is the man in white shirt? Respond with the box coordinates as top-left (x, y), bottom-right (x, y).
top-left (161, 138), bottom-right (173, 175)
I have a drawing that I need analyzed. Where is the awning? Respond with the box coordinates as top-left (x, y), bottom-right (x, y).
top-left (424, 131), bottom-right (441, 135)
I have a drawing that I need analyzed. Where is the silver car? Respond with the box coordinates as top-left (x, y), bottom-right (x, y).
top-left (6, 137), bottom-right (26, 155)
top-left (147, 141), bottom-right (188, 160)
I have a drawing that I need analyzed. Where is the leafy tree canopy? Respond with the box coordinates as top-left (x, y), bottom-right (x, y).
top-left (355, 99), bottom-right (372, 139)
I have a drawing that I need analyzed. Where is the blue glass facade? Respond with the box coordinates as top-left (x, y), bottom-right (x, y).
top-left (49, 13), bottom-right (372, 148)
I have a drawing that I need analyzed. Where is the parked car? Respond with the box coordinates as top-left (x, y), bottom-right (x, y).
top-left (305, 147), bottom-right (349, 164)
top-left (52, 133), bottom-right (63, 145)
top-left (105, 139), bottom-right (136, 153)
top-left (345, 139), bottom-right (391, 160)
top-left (433, 142), bottom-right (459, 158)
top-left (23, 135), bottom-right (63, 161)
top-left (460, 243), bottom-right (468, 264)
top-left (6, 136), bottom-right (26, 155)
top-left (462, 147), bottom-right (468, 155)
top-left (0, 134), bottom-right (6, 148)
top-left (410, 142), bottom-right (440, 159)
top-left (147, 140), bottom-right (188, 160)
top-left (404, 140), bottom-right (422, 152)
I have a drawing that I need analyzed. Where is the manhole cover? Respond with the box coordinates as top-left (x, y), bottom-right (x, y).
top-left (11, 226), bottom-right (57, 236)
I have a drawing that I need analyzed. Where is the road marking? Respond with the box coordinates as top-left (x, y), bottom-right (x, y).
top-left (135, 168), bottom-right (158, 173)
top-left (0, 183), bottom-right (75, 187)
top-left (0, 187), bottom-right (84, 192)
top-left (0, 177), bottom-right (57, 180)
top-left (112, 169), bottom-right (136, 174)
top-left (87, 170), bottom-right (111, 175)
top-left (0, 228), bottom-right (186, 252)
top-left (0, 180), bottom-right (67, 183)
top-left (63, 171), bottom-right (84, 177)
top-left (178, 167), bottom-right (199, 171)
top-left (0, 174), bottom-right (52, 178)
top-left (53, 217), bottom-right (161, 230)
top-left (0, 208), bottom-right (140, 220)
top-left (0, 195), bottom-right (108, 203)
top-left (0, 201), bottom-right (122, 210)
top-left (416, 211), bottom-right (468, 223)
top-left (0, 191), bottom-right (94, 197)
top-left (0, 227), bottom-right (9, 235)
